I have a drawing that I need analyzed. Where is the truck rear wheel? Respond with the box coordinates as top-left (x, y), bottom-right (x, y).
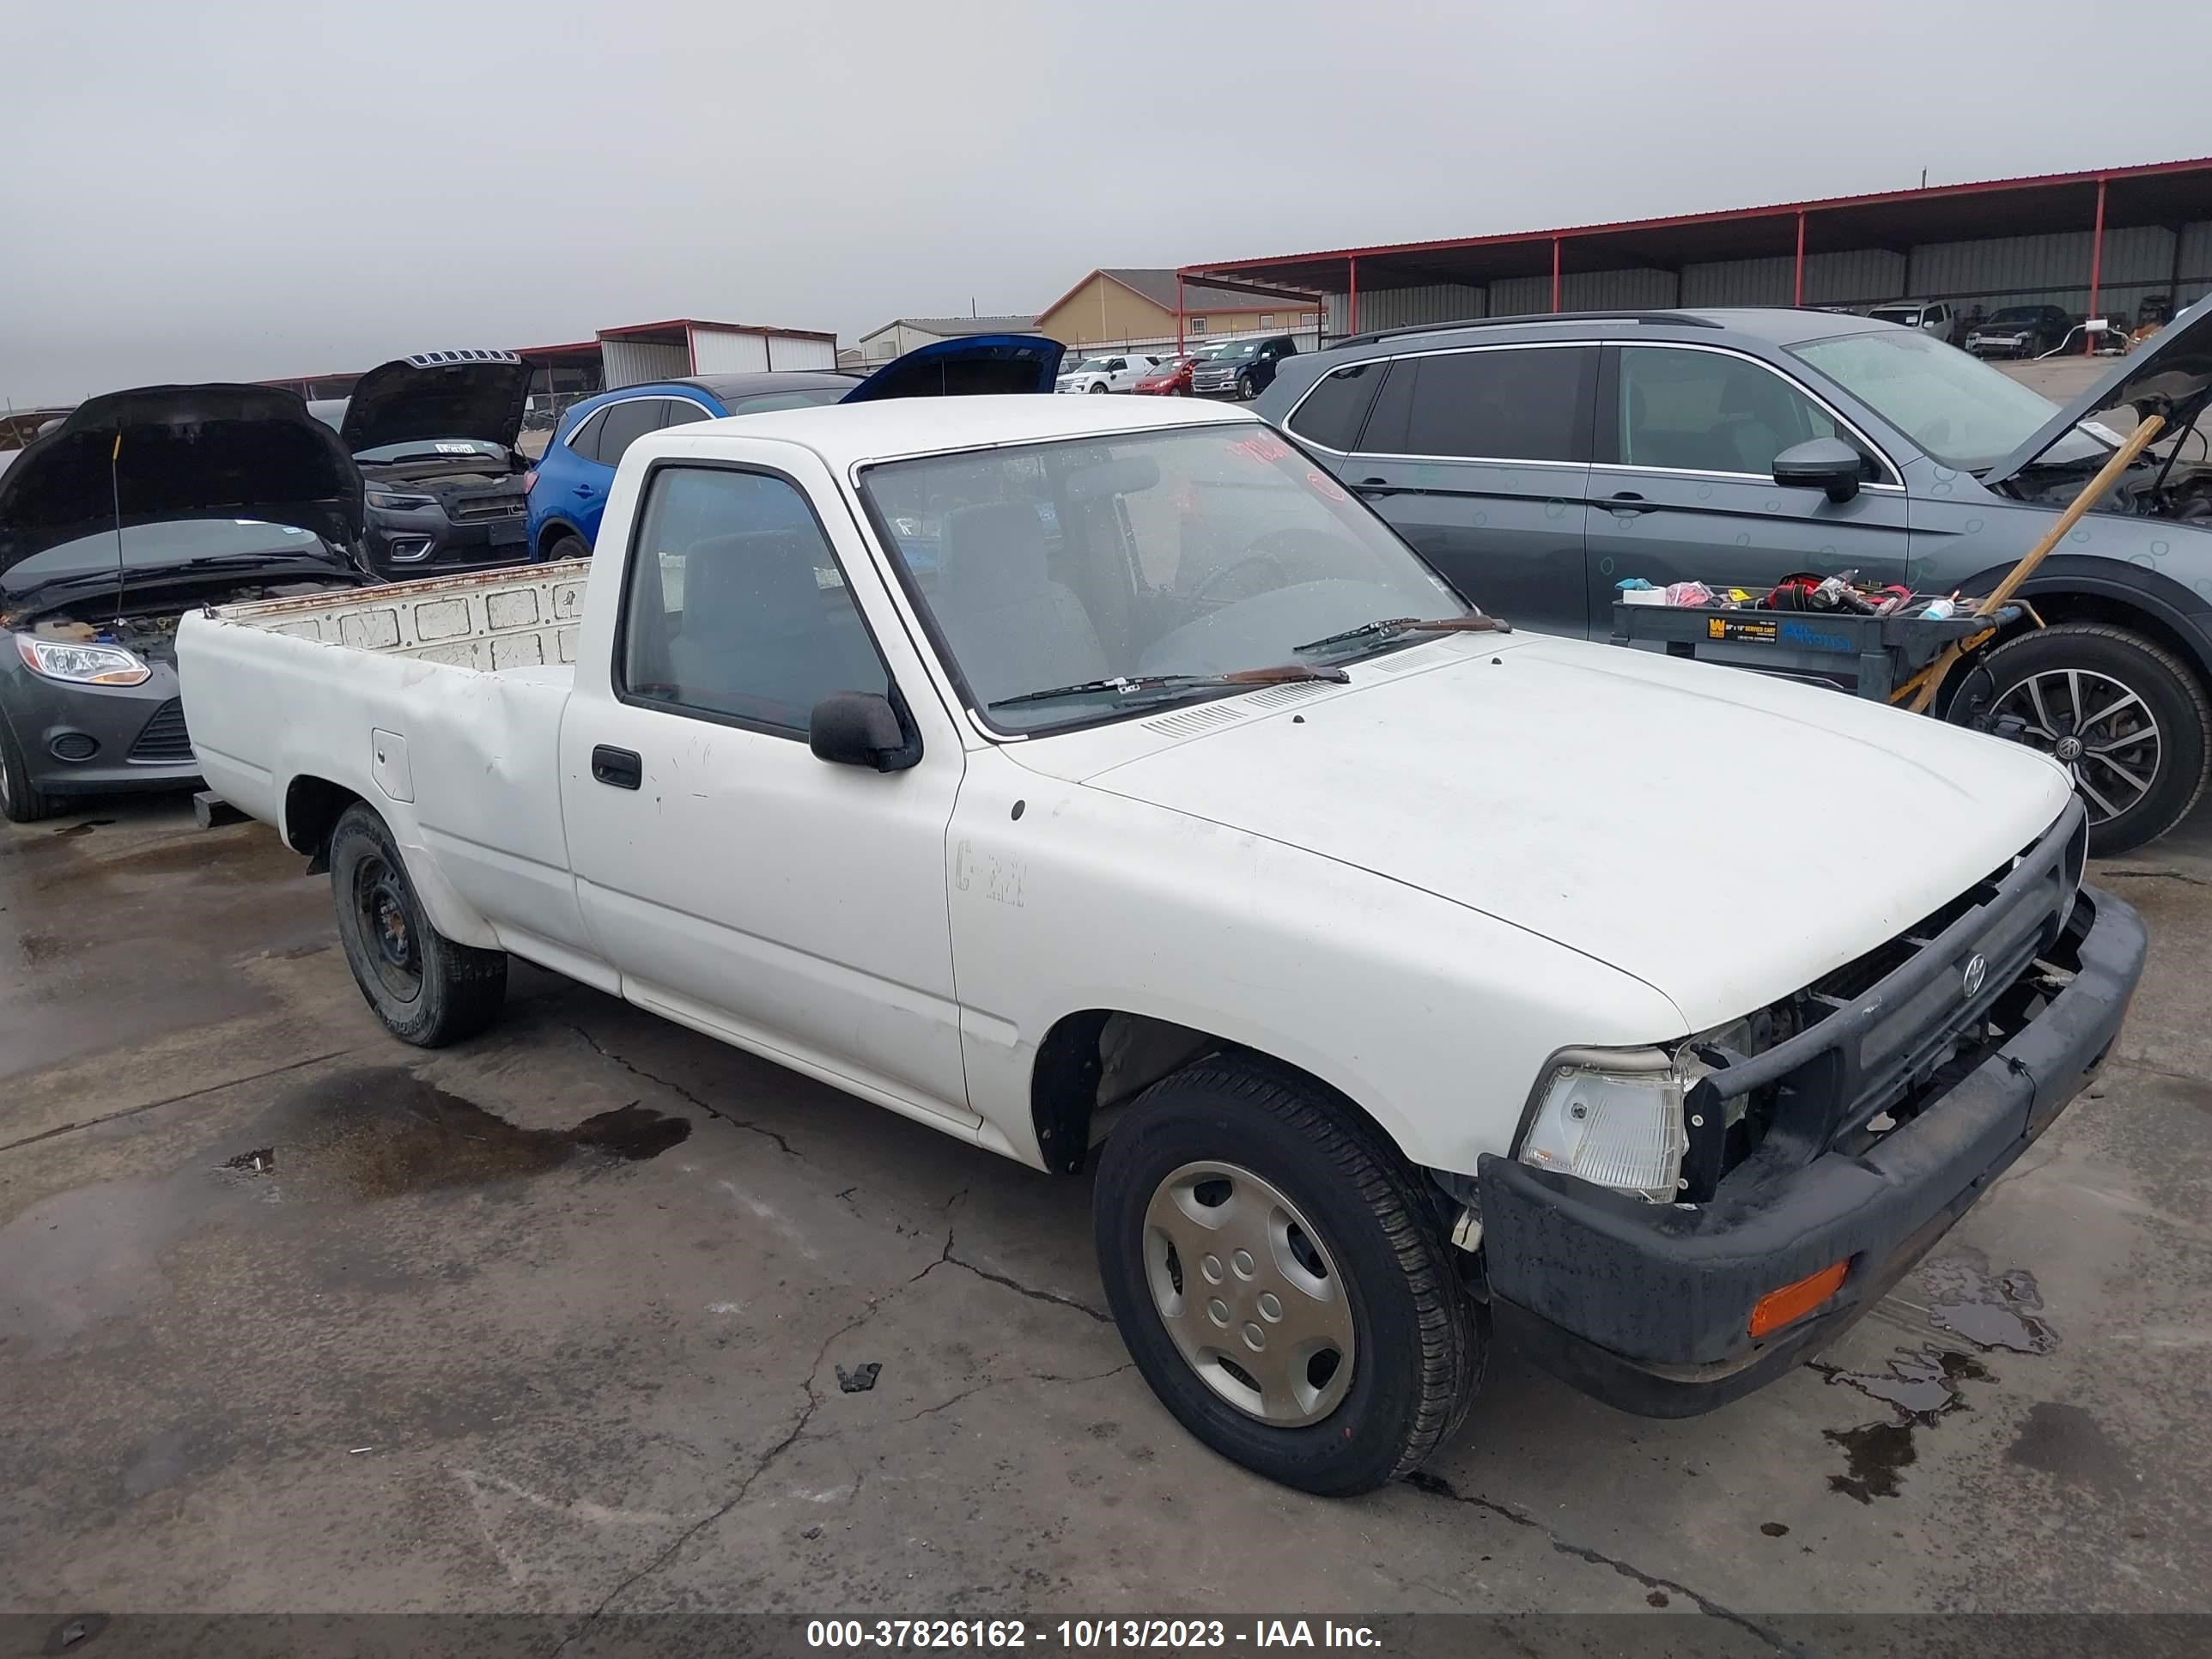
top-left (545, 532), bottom-right (588, 563)
top-left (329, 802), bottom-right (507, 1046)
top-left (1958, 623), bottom-right (2211, 855)
top-left (1092, 1053), bottom-right (1482, 1495)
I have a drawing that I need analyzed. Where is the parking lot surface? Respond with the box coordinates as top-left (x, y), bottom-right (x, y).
top-left (4, 792), bottom-right (2210, 1638)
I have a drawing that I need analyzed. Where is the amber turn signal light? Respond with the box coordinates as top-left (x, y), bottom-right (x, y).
top-left (1747, 1259), bottom-right (1849, 1338)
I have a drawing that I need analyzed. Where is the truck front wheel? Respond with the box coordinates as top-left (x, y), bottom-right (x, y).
top-left (329, 802), bottom-right (507, 1046)
top-left (1093, 1054), bottom-right (1482, 1495)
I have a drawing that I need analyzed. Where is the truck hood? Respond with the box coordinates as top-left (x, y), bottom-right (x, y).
top-left (1984, 290), bottom-right (2212, 485)
top-left (338, 351), bottom-right (532, 453)
top-left (842, 335), bottom-right (1065, 401)
top-left (0, 384), bottom-right (365, 575)
top-left (1071, 635), bottom-right (2074, 1028)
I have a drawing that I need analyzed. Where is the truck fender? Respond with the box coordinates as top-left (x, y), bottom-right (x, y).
top-left (282, 775), bottom-right (504, 953)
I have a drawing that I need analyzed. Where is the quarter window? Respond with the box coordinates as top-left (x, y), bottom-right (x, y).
top-left (563, 408), bottom-right (608, 464)
top-left (1356, 347), bottom-right (1591, 463)
top-left (1286, 361), bottom-right (1384, 451)
top-left (618, 466), bottom-right (890, 737)
top-left (1616, 347), bottom-right (1869, 477)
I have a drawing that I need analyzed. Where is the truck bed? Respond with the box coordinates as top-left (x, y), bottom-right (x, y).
top-left (208, 558), bottom-right (590, 671)
top-left (177, 560), bottom-right (599, 971)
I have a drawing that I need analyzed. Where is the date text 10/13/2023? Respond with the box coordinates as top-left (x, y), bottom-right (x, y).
top-left (805, 1620), bottom-right (1382, 1650)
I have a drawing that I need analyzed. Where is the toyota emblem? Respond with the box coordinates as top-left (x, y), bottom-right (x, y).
top-left (1962, 953), bottom-right (1988, 998)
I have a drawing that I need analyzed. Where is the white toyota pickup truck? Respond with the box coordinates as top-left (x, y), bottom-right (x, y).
top-left (178, 394), bottom-right (2145, 1495)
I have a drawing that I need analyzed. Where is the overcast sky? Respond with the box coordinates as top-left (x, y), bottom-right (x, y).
top-left (4, 0), bottom-right (2202, 404)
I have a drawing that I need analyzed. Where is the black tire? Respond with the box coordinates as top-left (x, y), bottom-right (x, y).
top-left (328, 802), bottom-right (507, 1046)
top-left (0, 712), bottom-right (63, 823)
top-left (1236, 374), bottom-right (1255, 401)
top-left (1954, 623), bottom-right (2212, 855)
top-left (545, 532), bottom-right (589, 563)
top-left (1087, 383), bottom-right (1109, 395)
top-left (1093, 1052), bottom-right (1482, 1495)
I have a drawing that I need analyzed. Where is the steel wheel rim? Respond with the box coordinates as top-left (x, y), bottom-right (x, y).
top-left (353, 854), bottom-right (422, 1003)
top-left (1142, 1160), bottom-right (1355, 1426)
top-left (1994, 666), bottom-right (2161, 825)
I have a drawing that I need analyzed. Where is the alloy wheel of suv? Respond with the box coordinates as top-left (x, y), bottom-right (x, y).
top-left (1960, 623), bottom-right (2212, 855)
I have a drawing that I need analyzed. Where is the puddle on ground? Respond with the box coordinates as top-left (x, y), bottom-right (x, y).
top-left (252, 1066), bottom-right (691, 1200)
top-left (1815, 1249), bottom-right (2057, 1504)
top-left (0, 1067), bottom-right (690, 1353)
top-left (1823, 1346), bottom-right (1990, 1422)
top-left (1824, 1419), bottom-right (1920, 1504)
top-left (1919, 1252), bottom-right (2057, 1354)
top-left (1819, 1346), bottom-right (1989, 1504)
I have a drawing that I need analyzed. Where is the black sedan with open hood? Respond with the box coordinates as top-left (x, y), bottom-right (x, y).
top-left (323, 349), bottom-right (535, 579)
top-left (0, 384), bottom-right (372, 821)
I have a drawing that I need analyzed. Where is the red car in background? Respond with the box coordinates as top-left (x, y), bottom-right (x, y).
top-left (1131, 354), bottom-right (1201, 395)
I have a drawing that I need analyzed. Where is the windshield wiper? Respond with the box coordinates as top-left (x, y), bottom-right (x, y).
top-left (1293, 613), bottom-right (1513, 654)
top-left (989, 663), bottom-right (1349, 711)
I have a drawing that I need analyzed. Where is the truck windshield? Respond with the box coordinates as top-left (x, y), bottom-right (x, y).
top-left (858, 423), bottom-right (1468, 732)
top-left (1788, 327), bottom-right (2110, 472)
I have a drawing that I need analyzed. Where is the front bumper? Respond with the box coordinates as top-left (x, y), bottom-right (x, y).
top-left (3, 661), bottom-right (203, 799)
top-left (363, 502), bottom-right (529, 578)
top-left (1476, 879), bottom-right (2143, 1418)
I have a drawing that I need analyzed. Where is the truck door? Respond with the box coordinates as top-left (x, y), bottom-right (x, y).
top-left (558, 448), bottom-right (977, 1131)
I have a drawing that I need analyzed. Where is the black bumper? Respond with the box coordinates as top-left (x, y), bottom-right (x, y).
top-left (1476, 881), bottom-right (2144, 1418)
top-left (362, 506), bottom-right (530, 579)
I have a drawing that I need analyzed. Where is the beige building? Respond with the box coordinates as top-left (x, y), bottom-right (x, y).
top-left (1034, 269), bottom-right (1321, 351)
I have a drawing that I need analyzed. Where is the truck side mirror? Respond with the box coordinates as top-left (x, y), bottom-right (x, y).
top-left (809, 691), bottom-right (917, 771)
top-left (1772, 437), bottom-right (1863, 504)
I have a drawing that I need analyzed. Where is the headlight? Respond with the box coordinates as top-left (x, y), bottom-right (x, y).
top-left (1518, 1046), bottom-right (1688, 1203)
top-left (367, 491), bottom-right (438, 512)
top-left (15, 633), bottom-right (152, 686)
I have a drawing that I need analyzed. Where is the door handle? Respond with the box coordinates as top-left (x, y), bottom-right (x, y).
top-left (1354, 477), bottom-right (1404, 497)
top-left (1605, 492), bottom-right (1654, 516)
top-left (591, 745), bottom-right (641, 790)
top-left (574, 485), bottom-right (595, 498)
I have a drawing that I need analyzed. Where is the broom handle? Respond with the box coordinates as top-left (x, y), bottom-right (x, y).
top-left (1973, 411), bottom-right (2166, 617)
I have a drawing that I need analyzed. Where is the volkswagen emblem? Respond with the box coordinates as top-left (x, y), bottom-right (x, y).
top-left (1961, 953), bottom-right (1988, 998)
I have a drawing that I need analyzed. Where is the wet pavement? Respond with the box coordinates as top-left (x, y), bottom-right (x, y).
top-left (3, 794), bottom-right (2210, 1638)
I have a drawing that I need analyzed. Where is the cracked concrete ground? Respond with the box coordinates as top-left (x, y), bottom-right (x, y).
top-left (3, 794), bottom-right (2209, 1643)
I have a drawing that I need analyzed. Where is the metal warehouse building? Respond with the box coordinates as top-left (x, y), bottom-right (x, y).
top-left (1178, 156), bottom-right (2212, 340)
top-left (518, 317), bottom-right (839, 393)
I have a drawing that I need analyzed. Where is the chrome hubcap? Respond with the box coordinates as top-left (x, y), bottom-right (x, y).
top-left (1995, 668), bottom-right (2160, 825)
top-left (1142, 1161), bottom-right (1354, 1426)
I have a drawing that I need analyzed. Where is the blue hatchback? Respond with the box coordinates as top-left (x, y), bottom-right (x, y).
top-left (524, 337), bottom-right (1065, 562)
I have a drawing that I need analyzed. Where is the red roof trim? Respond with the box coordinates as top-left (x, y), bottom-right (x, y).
top-left (1181, 155), bottom-right (2212, 276)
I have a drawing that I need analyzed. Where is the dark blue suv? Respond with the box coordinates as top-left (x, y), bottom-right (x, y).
top-left (1259, 300), bottom-right (2212, 853)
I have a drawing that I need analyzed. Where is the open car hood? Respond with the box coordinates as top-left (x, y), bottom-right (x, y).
top-left (840, 335), bottom-right (1065, 402)
top-left (0, 384), bottom-right (364, 575)
top-left (1984, 290), bottom-right (2212, 485)
top-left (338, 350), bottom-right (532, 453)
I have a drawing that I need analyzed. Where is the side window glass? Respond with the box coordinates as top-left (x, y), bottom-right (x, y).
top-left (1618, 348), bottom-right (1841, 477)
top-left (660, 401), bottom-right (710, 430)
top-left (564, 409), bottom-right (607, 464)
top-left (1288, 360), bottom-right (1384, 451)
top-left (597, 399), bottom-right (666, 468)
top-left (1356, 357), bottom-right (1417, 454)
top-left (1401, 347), bottom-right (1589, 462)
top-left (619, 467), bottom-right (890, 736)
